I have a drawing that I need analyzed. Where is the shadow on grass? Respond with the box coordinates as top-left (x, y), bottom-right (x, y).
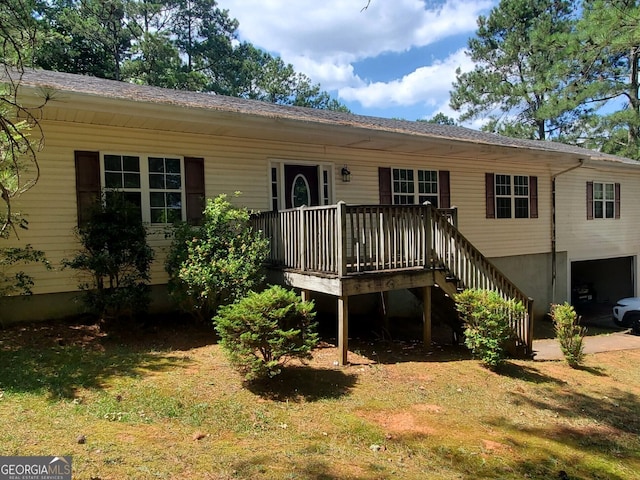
top-left (0, 315), bottom-right (214, 399)
top-left (345, 338), bottom-right (472, 365)
top-left (429, 440), bottom-right (631, 480)
top-left (494, 362), bottom-right (569, 384)
top-left (245, 365), bottom-right (358, 402)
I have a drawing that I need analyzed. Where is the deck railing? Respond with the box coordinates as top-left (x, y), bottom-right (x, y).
top-left (251, 202), bottom-right (533, 352)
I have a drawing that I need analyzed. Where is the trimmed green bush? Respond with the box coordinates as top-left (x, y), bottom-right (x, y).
top-left (165, 194), bottom-right (269, 321)
top-left (215, 285), bottom-right (318, 381)
top-left (454, 289), bottom-right (524, 369)
top-left (551, 302), bottom-right (586, 368)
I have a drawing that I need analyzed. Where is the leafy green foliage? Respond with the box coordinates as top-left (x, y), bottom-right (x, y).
top-left (63, 193), bottom-right (154, 318)
top-left (32, 0), bottom-right (348, 110)
top-left (450, 0), bottom-right (576, 141)
top-left (551, 302), bottom-right (586, 368)
top-left (165, 194), bottom-right (269, 322)
top-left (0, 245), bottom-right (50, 296)
top-left (454, 289), bottom-right (524, 369)
top-left (559, 0), bottom-right (640, 159)
top-left (215, 285), bottom-right (318, 380)
top-left (1, 1), bottom-right (50, 298)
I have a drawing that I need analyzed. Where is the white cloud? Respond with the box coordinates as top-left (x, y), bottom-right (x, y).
top-left (217, 0), bottom-right (494, 117)
top-left (338, 48), bottom-right (474, 109)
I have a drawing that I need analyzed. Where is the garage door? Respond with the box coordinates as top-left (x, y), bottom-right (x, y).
top-left (571, 256), bottom-right (634, 305)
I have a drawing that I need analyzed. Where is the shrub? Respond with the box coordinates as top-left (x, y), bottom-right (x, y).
top-left (1, 245), bottom-right (50, 296)
top-left (215, 285), bottom-right (318, 380)
top-left (454, 289), bottom-right (524, 369)
top-left (63, 193), bottom-right (154, 318)
top-left (551, 302), bottom-right (586, 367)
top-left (165, 194), bottom-right (269, 321)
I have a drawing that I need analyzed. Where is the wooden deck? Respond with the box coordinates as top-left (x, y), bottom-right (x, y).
top-left (251, 202), bottom-right (534, 364)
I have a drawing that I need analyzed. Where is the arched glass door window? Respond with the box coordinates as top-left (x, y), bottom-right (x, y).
top-left (291, 173), bottom-right (311, 207)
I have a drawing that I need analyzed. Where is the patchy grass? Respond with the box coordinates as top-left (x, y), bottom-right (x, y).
top-left (0, 317), bottom-right (639, 480)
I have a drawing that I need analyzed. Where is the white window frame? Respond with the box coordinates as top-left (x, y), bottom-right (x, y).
top-left (100, 153), bottom-right (186, 224)
top-left (593, 181), bottom-right (615, 219)
top-left (495, 173), bottom-right (530, 219)
top-left (392, 168), bottom-right (439, 206)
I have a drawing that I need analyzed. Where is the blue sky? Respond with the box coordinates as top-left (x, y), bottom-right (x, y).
top-left (218, 0), bottom-right (497, 123)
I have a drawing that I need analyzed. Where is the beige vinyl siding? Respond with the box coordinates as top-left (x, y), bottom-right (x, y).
top-left (8, 117), bottom-right (556, 296)
top-left (556, 166), bottom-right (640, 260)
top-left (330, 148), bottom-right (553, 258)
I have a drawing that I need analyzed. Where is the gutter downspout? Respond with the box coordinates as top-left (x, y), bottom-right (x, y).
top-left (551, 158), bottom-right (586, 304)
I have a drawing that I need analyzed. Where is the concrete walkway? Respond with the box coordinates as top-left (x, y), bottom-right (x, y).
top-left (533, 330), bottom-right (640, 361)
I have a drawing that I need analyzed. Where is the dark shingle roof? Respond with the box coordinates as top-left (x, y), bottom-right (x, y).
top-left (12, 68), bottom-right (639, 166)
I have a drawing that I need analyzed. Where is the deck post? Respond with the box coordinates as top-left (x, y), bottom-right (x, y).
top-left (301, 289), bottom-right (310, 302)
top-left (422, 285), bottom-right (432, 349)
top-left (338, 295), bottom-right (349, 365)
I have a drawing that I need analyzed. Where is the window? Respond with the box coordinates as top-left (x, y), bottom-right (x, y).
top-left (587, 181), bottom-right (620, 220)
top-left (102, 154), bottom-right (184, 224)
top-left (392, 168), bottom-right (439, 206)
top-left (486, 173), bottom-right (537, 219)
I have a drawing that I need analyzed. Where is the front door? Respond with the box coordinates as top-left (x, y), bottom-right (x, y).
top-left (284, 165), bottom-right (320, 209)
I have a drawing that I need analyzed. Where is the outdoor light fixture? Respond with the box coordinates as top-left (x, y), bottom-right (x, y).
top-left (341, 165), bottom-right (351, 182)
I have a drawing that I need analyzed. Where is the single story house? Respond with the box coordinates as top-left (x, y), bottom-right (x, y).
top-left (3, 69), bottom-right (640, 362)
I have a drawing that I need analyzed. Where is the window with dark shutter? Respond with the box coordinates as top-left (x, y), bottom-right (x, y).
top-left (486, 173), bottom-right (537, 219)
top-left (588, 181), bottom-right (620, 220)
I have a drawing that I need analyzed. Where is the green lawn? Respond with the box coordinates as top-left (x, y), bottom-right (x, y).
top-left (1, 317), bottom-right (638, 479)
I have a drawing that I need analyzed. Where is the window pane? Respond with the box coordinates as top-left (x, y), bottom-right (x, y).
top-left (292, 175), bottom-right (310, 207)
top-left (149, 157), bottom-right (164, 173)
top-left (104, 155), bottom-right (121, 171)
top-left (605, 183), bottom-right (614, 200)
top-left (150, 192), bottom-right (165, 207)
top-left (167, 193), bottom-right (181, 208)
top-left (418, 169), bottom-right (437, 194)
top-left (495, 174), bottom-right (511, 196)
top-left (150, 209), bottom-right (166, 223)
top-left (166, 174), bottom-right (181, 190)
top-left (515, 198), bottom-right (529, 218)
top-left (594, 183), bottom-right (603, 200)
top-left (124, 173), bottom-right (141, 188)
top-left (514, 176), bottom-right (528, 196)
top-left (105, 172), bottom-right (122, 188)
top-left (166, 208), bottom-right (182, 223)
top-left (496, 198), bottom-right (511, 218)
top-left (605, 201), bottom-right (615, 218)
top-left (106, 191), bottom-right (142, 219)
top-left (149, 173), bottom-right (165, 189)
top-left (166, 158), bottom-right (181, 173)
top-left (594, 201), bottom-right (604, 218)
top-left (123, 156), bottom-right (140, 172)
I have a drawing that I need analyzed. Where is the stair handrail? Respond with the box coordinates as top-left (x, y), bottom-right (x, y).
top-left (429, 206), bottom-right (534, 352)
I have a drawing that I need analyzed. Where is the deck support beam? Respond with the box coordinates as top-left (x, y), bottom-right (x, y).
top-left (422, 286), bottom-right (432, 349)
top-left (301, 289), bottom-right (310, 302)
top-left (338, 295), bottom-right (349, 365)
